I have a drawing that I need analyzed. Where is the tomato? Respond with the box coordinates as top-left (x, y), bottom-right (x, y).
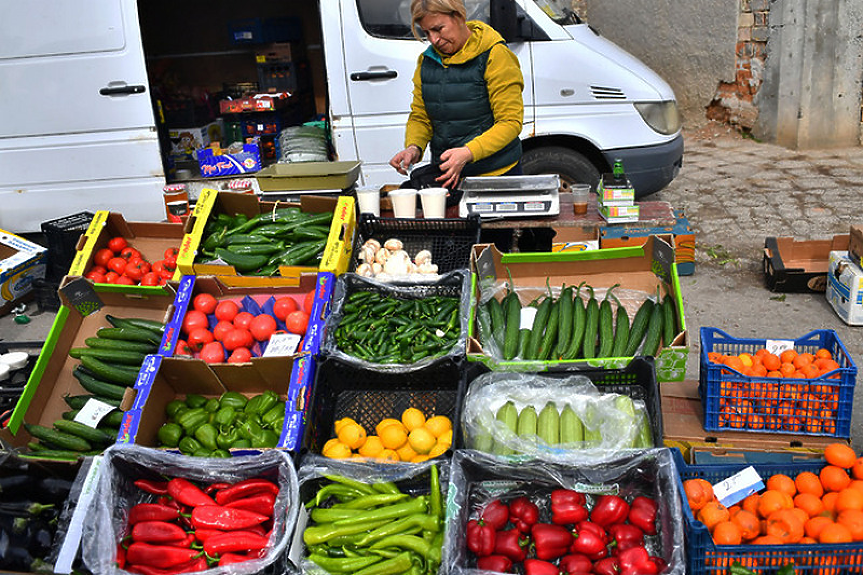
top-left (304, 290), bottom-right (316, 314)
top-left (119, 246), bottom-right (141, 261)
top-left (175, 339), bottom-right (194, 356)
top-left (90, 265), bottom-right (107, 275)
top-left (115, 275), bottom-right (135, 286)
top-left (214, 301), bottom-right (239, 323)
top-left (249, 314), bottom-right (277, 342)
top-left (228, 348), bottom-right (253, 364)
top-left (285, 311), bottom-right (310, 335)
top-left (86, 270), bottom-right (107, 284)
top-left (108, 257), bottom-right (128, 275)
top-left (232, 312), bottom-right (254, 330)
top-left (160, 258), bottom-right (177, 274)
top-left (124, 260), bottom-right (148, 282)
top-left (94, 248), bottom-right (114, 268)
top-left (193, 293), bottom-right (218, 315)
top-left (273, 297), bottom-right (299, 321)
top-left (223, 328), bottom-right (254, 352)
top-left (140, 272), bottom-right (161, 286)
top-left (104, 271), bottom-right (120, 284)
top-left (212, 321), bottom-right (234, 342)
top-left (164, 247), bottom-right (180, 263)
top-left (187, 328), bottom-right (215, 352)
top-left (199, 341), bottom-right (226, 364)
top-left (107, 236), bottom-right (128, 254)
top-left (182, 310), bottom-right (209, 336)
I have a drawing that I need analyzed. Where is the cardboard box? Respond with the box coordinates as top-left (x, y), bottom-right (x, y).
top-left (600, 209), bottom-right (695, 276)
top-left (850, 224), bottom-right (863, 269)
top-left (0, 229), bottom-right (47, 315)
top-left (661, 380), bottom-right (840, 463)
top-left (255, 161), bottom-right (361, 192)
top-left (597, 173), bottom-right (635, 205)
top-left (219, 95), bottom-right (289, 114)
top-left (67, 211), bottom-right (185, 282)
top-left (827, 250), bottom-right (863, 325)
top-left (3, 283), bottom-right (176, 455)
top-left (763, 234), bottom-right (849, 292)
top-left (176, 190), bottom-right (355, 286)
top-left (598, 202), bottom-right (640, 224)
top-left (468, 236), bottom-right (689, 382)
top-left (167, 121), bottom-right (223, 161)
top-left (197, 144), bottom-right (262, 177)
top-left (255, 42), bottom-right (302, 63)
top-left (550, 227), bottom-right (600, 253)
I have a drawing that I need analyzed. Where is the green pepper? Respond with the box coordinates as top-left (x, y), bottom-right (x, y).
top-left (370, 534), bottom-right (440, 562)
top-left (251, 429), bottom-right (278, 449)
top-left (231, 438), bottom-right (251, 449)
top-left (210, 449), bottom-right (231, 458)
top-left (184, 394), bottom-right (207, 409)
top-left (353, 551), bottom-right (413, 575)
top-left (243, 394), bottom-right (265, 415)
top-left (261, 402), bottom-right (285, 427)
top-left (203, 398), bottom-right (220, 413)
top-left (332, 493), bottom-right (408, 509)
top-left (355, 514), bottom-right (440, 546)
top-left (178, 436), bottom-right (202, 455)
top-left (165, 399), bottom-right (186, 420)
top-left (172, 405), bottom-right (189, 422)
top-left (253, 390), bottom-right (279, 415)
top-left (194, 423), bottom-right (218, 451)
top-left (303, 519), bottom-right (393, 546)
top-left (157, 423), bottom-right (183, 447)
top-left (216, 427), bottom-right (240, 450)
top-left (214, 406), bottom-right (236, 428)
top-left (219, 391), bottom-right (247, 410)
top-left (331, 497), bottom-right (428, 526)
top-left (193, 448), bottom-right (211, 458)
top-left (177, 408), bottom-right (209, 435)
top-left (238, 418), bottom-right (263, 440)
top-left (307, 554), bottom-right (381, 573)
top-left (268, 416), bottom-right (284, 432)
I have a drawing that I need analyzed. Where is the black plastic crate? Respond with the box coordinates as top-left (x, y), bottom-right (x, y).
top-left (40, 212), bottom-right (94, 280)
top-left (0, 341), bottom-right (44, 423)
top-left (302, 356), bottom-right (466, 459)
top-left (33, 277), bottom-right (61, 313)
top-left (352, 213), bottom-right (481, 274)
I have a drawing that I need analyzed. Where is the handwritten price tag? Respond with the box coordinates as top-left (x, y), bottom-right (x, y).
top-left (713, 466), bottom-right (764, 508)
top-left (74, 398), bottom-right (117, 428)
top-left (766, 339), bottom-right (794, 356)
top-left (520, 307), bottom-right (537, 330)
top-left (263, 332), bottom-right (301, 357)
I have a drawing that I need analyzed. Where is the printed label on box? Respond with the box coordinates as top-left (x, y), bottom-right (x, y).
top-left (59, 277), bottom-right (103, 317)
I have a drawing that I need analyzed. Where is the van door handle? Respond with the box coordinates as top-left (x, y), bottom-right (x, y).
top-left (100, 84), bottom-right (146, 96)
top-left (350, 70), bottom-right (398, 81)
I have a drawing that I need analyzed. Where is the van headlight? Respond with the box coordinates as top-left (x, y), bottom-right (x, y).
top-left (634, 101), bottom-right (681, 135)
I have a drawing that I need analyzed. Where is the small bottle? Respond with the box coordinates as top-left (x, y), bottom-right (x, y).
top-left (163, 183), bottom-right (190, 223)
top-left (613, 158), bottom-right (625, 180)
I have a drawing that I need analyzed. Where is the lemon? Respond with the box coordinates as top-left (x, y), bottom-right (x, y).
top-left (337, 422), bottom-right (367, 450)
top-left (428, 442), bottom-right (449, 458)
top-left (377, 449), bottom-right (400, 463)
top-left (411, 454), bottom-right (432, 463)
top-left (376, 418), bottom-right (404, 436)
top-left (334, 417), bottom-right (356, 433)
top-left (424, 415), bottom-right (452, 438)
top-left (401, 408), bottom-right (426, 431)
top-left (358, 435), bottom-right (384, 458)
top-left (437, 429), bottom-right (453, 448)
top-left (396, 442), bottom-right (418, 462)
top-left (380, 424), bottom-right (408, 450)
top-left (322, 440), bottom-right (352, 459)
top-left (408, 427), bottom-right (436, 455)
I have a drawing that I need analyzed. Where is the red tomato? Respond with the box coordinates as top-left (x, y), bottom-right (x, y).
top-left (182, 310), bottom-right (209, 336)
top-left (107, 236), bottom-right (128, 254)
top-left (94, 248), bottom-right (114, 268)
top-left (85, 270), bottom-right (107, 284)
top-left (124, 260), bottom-right (148, 282)
top-left (187, 328), bottom-right (215, 352)
top-left (104, 271), bottom-right (120, 284)
top-left (160, 258), bottom-right (177, 274)
top-left (223, 328), bottom-right (253, 352)
top-left (214, 301), bottom-right (239, 323)
top-left (164, 247), bottom-right (180, 263)
top-left (107, 257), bottom-right (128, 275)
top-left (119, 246), bottom-right (141, 261)
top-left (304, 290), bottom-right (316, 314)
top-left (193, 293), bottom-right (218, 315)
top-left (273, 297), bottom-right (299, 321)
top-left (249, 314), bottom-right (277, 342)
top-left (140, 272), bottom-right (160, 286)
top-left (212, 321), bottom-right (234, 342)
top-left (286, 311), bottom-right (310, 335)
top-left (115, 275), bottom-right (135, 286)
top-left (199, 341), bottom-right (225, 364)
top-left (227, 348), bottom-right (253, 364)
top-left (90, 265), bottom-right (107, 275)
top-left (232, 312), bottom-right (255, 330)
top-left (175, 339), bottom-right (194, 356)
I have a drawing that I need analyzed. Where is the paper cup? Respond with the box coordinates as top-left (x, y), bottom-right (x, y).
top-left (571, 183), bottom-right (591, 215)
top-left (419, 187), bottom-right (448, 219)
top-left (355, 187), bottom-right (381, 216)
top-left (388, 189), bottom-right (418, 218)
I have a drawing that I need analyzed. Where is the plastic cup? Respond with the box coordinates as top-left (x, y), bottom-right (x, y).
top-left (388, 189), bottom-right (418, 218)
top-left (571, 183), bottom-right (591, 215)
top-left (419, 187), bottom-right (448, 218)
top-left (355, 187), bottom-right (381, 216)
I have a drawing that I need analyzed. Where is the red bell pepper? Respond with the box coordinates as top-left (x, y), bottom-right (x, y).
top-left (575, 520), bottom-right (607, 542)
top-left (570, 522), bottom-right (608, 560)
top-left (481, 499), bottom-right (510, 531)
top-left (524, 559), bottom-right (561, 575)
top-left (509, 496), bottom-right (539, 533)
top-left (219, 553), bottom-right (249, 566)
top-left (551, 489), bottom-right (588, 525)
top-left (190, 505), bottom-right (268, 530)
top-left (203, 530), bottom-right (270, 556)
top-left (559, 554), bottom-right (592, 575)
top-left (125, 542), bottom-right (201, 569)
top-left (532, 523), bottom-right (574, 561)
top-left (628, 497), bottom-right (658, 536)
top-left (607, 523), bottom-right (644, 553)
top-left (590, 495), bottom-right (630, 528)
top-left (214, 478), bottom-right (279, 505)
top-left (476, 555), bottom-right (513, 573)
top-left (649, 556), bottom-right (667, 573)
top-left (593, 556), bottom-right (621, 575)
top-left (134, 479), bottom-right (169, 495)
top-left (467, 519), bottom-right (496, 557)
top-left (493, 528), bottom-right (530, 562)
top-left (618, 546), bottom-right (659, 575)
top-left (116, 544), bottom-right (127, 569)
top-left (167, 478), bottom-right (216, 508)
top-left (128, 504), bottom-right (181, 525)
top-left (131, 521), bottom-right (188, 544)
top-left (225, 493), bottom-right (276, 517)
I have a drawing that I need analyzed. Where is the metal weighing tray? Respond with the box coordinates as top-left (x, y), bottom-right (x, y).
top-left (460, 174), bottom-right (561, 192)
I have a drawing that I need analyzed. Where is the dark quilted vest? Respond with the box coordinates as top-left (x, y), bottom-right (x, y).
top-left (421, 46), bottom-right (521, 176)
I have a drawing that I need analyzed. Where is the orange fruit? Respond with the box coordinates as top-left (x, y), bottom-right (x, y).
top-left (712, 521), bottom-right (742, 545)
top-left (762, 353), bottom-right (781, 372)
top-left (379, 424), bottom-right (408, 450)
top-left (818, 360), bottom-right (841, 376)
top-left (766, 508), bottom-right (805, 543)
top-left (796, 471), bottom-right (825, 498)
top-left (805, 516), bottom-right (834, 539)
top-left (793, 353), bottom-right (814, 369)
top-left (751, 534), bottom-right (784, 545)
top-left (683, 478), bottom-right (715, 512)
top-left (816, 348), bottom-right (833, 360)
top-left (852, 458), bottom-right (863, 480)
top-left (767, 474), bottom-right (797, 497)
top-left (738, 353), bottom-right (754, 367)
top-left (336, 422), bottom-right (367, 450)
top-left (742, 493), bottom-right (761, 516)
top-left (834, 488), bottom-right (863, 513)
top-left (407, 427), bottom-right (436, 455)
top-left (848, 479), bottom-right (863, 494)
top-left (800, 364), bottom-right (820, 379)
top-left (819, 521), bottom-right (853, 544)
top-left (822, 492), bottom-right (840, 515)
top-left (697, 501), bottom-right (730, 532)
top-left (780, 349), bottom-right (798, 364)
top-left (779, 363), bottom-right (797, 377)
top-left (837, 509), bottom-right (863, 541)
top-left (821, 465), bottom-right (852, 492)
top-left (794, 492), bottom-right (826, 518)
top-left (731, 509), bottom-right (761, 540)
top-left (401, 408), bottom-right (426, 431)
top-left (825, 443), bottom-right (857, 469)
top-left (758, 490), bottom-right (791, 518)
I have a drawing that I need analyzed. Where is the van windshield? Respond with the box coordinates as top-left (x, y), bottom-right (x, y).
top-left (531, 0), bottom-right (582, 25)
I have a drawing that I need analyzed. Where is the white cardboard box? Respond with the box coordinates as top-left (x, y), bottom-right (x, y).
top-left (827, 250), bottom-right (863, 325)
top-left (0, 229), bottom-right (47, 315)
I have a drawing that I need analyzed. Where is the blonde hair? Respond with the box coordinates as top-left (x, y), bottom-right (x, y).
top-left (410, 0), bottom-right (468, 41)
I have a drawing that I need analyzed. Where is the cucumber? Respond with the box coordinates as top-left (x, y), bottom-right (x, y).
top-left (72, 368), bottom-right (127, 400)
top-left (476, 303), bottom-right (493, 348)
top-left (69, 347), bottom-right (146, 365)
top-left (488, 298), bottom-right (506, 352)
top-left (214, 248), bottom-right (270, 273)
top-left (581, 286), bottom-right (599, 359)
top-left (53, 419), bottom-right (114, 445)
top-left (96, 327), bottom-right (162, 345)
top-left (105, 315), bottom-right (165, 335)
top-left (641, 300), bottom-right (665, 357)
top-left (624, 298), bottom-right (655, 356)
top-left (225, 243), bottom-right (283, 256)
top-left (556, 285), bottom-right (574, 358)
top-left (21, 450), bottom-right (86, 461)
top-left (562, 283), bottom-right (586, 359)
top-left (611, 299), bottom-right (631, 358)
top-left (517, 328), bottom-right (531, 359)
top-left (502, 292), bottom-right (521, 360)
top-left (63, 394), bottom-right (121, 410)
top-left (525, 298), bottom-right (553, 359)
top-left (24, 423), bottom-right (92, 452)
top-left (80, 356), bottom-right (139, 386)
top-left (83, 337), bottom-right (156, 353)
top-left (596, 284), bottom-right (618, 359)
top-left (221, 234), bottom-right (271, 246)
top-left (662, 294), bottom-right (676, 346)
top-left (538, 298), bottom-right (560, 360)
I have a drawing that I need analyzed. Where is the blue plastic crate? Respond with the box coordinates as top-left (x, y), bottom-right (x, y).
top-left (672, 448), bottom-right (863, 575)
top-left (699, 327), bottom-right (857, 438)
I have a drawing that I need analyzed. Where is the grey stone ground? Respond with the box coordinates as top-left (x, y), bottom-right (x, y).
top-left (2, 122), bottom-right (862, 447)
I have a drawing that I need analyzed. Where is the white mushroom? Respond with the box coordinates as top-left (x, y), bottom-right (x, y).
top-left (364, 238), bottom-right (381, 252)
top-left (356, 263), bottom-right (374, 277)
top-left (414, 249), bottom-right (433, 266)
top-left (406, 262), bottom-right (418, 274)
top-left (383, 251), bottom-right (411, 275)
top-left (359, 245), bottom-right (377, 262)
top-left (383, 238), bottom-right (404, 252)
top-left (371, 262), bottom-right (383, 275)
top-left (418, 262), bottom-right (439, 274)
top-left (375, 247), bottom-right (391, 265)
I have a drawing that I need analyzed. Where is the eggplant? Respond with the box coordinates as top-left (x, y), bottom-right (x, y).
top-left (0, 475), bottom-right (30, 498)
top-left (0, 501), bottom-right (55, 516)
top-left (36, 477), bottom-right (73, 502)
top-left (0, 528), bottom-right (50, 571)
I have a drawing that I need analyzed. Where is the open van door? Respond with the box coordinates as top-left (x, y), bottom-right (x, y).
top-left (0, 0), bottom-right (165, 232)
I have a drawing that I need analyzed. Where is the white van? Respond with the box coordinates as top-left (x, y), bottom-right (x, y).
top-left (0, 0), bottom-right (682, 232)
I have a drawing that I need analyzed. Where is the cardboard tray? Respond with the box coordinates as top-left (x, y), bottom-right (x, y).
top-left (600, 209), bottom-right (695, 276)
top-left (0, 229), bottom-right (47, 316)
top-left (763, 234), bottom-right (850, 292)
top-left (255, 161), bottom-right (361, 192)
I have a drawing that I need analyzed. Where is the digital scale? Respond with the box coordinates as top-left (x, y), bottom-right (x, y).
top-left (458, 174), bottom-right (561, 218)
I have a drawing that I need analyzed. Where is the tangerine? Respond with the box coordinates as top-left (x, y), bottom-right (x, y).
top-left (821, 465), bottom-right (852, 492)
top-left (819, 522), bottom-right (853, 544)
top-left (684, 478), bottom-right (716, 512)
top-left (424, 415), bottom-right (453, 438)
top-left (358, 435), bottom-right (384, 458)
top-left (762, 353), bottom-right (781, 372)
top-left (731, 509), bottom-right (761, 540)
top-left (796, 471), bottom-right (825, 498)
top-left (712, 521), bottom-right (743, 545)
top-left (698, 501), bottom-right (731, 532)
top-left (834, 488), bottom-right (863, 513)
top-left (779, 363), bottom-right (797, 377)
top-left (758, 490), bottom-right (790, 519)
top-left (407, 427), bottom-right (436, 455)
top-left (805, 516), bottom-right (834, 539)
top-left (853, 457), bottom-right (863, 480)
top-left (825, 443), bottom-right (857, 469)
top-left (766, 508), bottom-right (805, 543)
top-left (794, 492), bottom-right (826, 518)
top-left (336, 422), bottom-right (367, 450)
top-left (837, 509), bottom-right (863, 541)
top-left (815, 348), bottom-right (833, 360)
top-left (379, 424), bottom-right (408, 450)
top-left (767, 474), bottom-right (797, 497)
top-left (780, 349), bottom-right (799, 364)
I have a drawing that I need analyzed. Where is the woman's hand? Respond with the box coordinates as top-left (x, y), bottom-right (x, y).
top-left (389, 146), bottom-right (422, 175)
top-left (437, 146), bottom-right (473, 188)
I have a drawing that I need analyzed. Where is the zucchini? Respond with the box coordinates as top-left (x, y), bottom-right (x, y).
top-left (53, 419), bottom-right (114, 445)
top-left (641, 298), bottom-right (665, 357)
top-left (83, 337), bottom-right (156, 353)
top-left (562, 282), bottom-right (586, 359)
top-left (63, 394), bottom-right (121, 410)
top-left (556, 285), bottom-right (574, 358)
top-left (502, 292), bottom-right (521, 360)
top-left (214, 248), bottom-right (270, 273)
top-left (662, 294), bottom-right (676, 347)
top-left (581, 286), bottom-right (599, 359)
top-left (596, 284), bottom-right (618, 359)
top-left (24, 423), bottom-right (92, 452)
top-left (69, 347), bottom-right (146, 365)
top-left (96, 326), bottom-right (162, 345)
top-left (488, 297), bottom-right (506, 352)
top-left (80, 356), bottom-right (139, 386)
top-left (624, 298), bottom-right (655, 356)
top-left (538, 298), bottom-right (561, 360)
top-left (611, 296), bottom-right (631, 358)
top-left (105, 315), bottom-right (165, 335)
top-left (525, 297), bottom-right (553, 360)
top-left (72, 368), bottom-right (127, 400)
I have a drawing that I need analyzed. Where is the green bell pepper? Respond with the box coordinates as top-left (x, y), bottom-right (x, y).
top-left (231, 438), bottom-right (251, 449)
top-left (261, 402), bottom-right (285, 427)
top-left (165, 399), bottom-right (186, 420)
top-left (157, 423), bottom-right (182, 448)
top-left (194, 423), bottom-right (218, 451)
top-left (210, 449), bottom-right (231, 458)
top-left (203, 398), bottom-right (220, 413)
top-left (177, 408), bottom-right (209, 435)
top-left (178, 436), bottom-right (202, 455)
top-left (219, 391), bottom-right (247, 410)
top-left (216, 427), bottom-right (240, 450)
top-left (251, 429), bottom-right (279, 448)
top-left (214, 406), bottom-right (236, 428)
top-left (184, 393), bottom-right (207, 409)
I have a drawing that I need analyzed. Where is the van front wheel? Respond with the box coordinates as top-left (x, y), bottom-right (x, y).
top-left (521, 147), bottom-right (600, 190)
